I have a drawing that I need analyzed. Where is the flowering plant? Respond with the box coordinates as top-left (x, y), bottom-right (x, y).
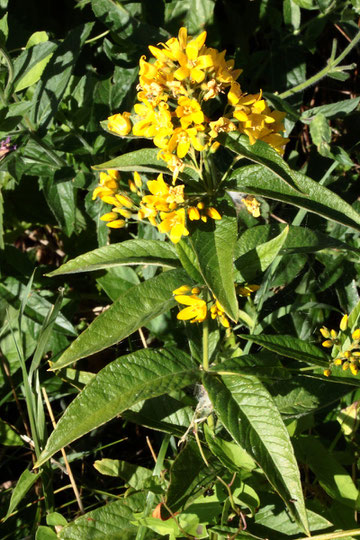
top-left (3, 3), bottom-right (360, 538)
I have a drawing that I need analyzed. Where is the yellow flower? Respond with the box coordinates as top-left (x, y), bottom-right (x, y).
top-left (210, 300), bottom-right (230, 328)
top-left (173, 285), bottom-right (191, 295)
top-left (241, 196), bottom-right (261, 218)
top-left (92, 170), bottom-right (120, 201)
top-left (323, 369), bottom-right (331, 377)
top-left (158, 208), bottom-right (189, 244)
top-left (238, 284), bottom-right (260, 297)
top-left (174, 293), bottom-right (207, 323)
top-left (107, 112), bottom-right (132, 136)
top-left (352, 329), bottom-right (360, 341)
top-left (206, 207), bottom-right (221, 220)
top-left (176, 97), bottom-right (204, 128)
top-left (188, 206), bottom-right (201, 221)
top-left (167, 127), bottom-right (205, 158)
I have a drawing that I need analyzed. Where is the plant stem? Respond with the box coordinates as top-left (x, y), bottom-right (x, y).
top-left (135, 434), bottom-right (170, 540)
top-left (202, 316), bottom-right (209, 371)
top-left (0, 46), bottom-right (14, 102)
top-left (279, 32), bottom-right (360, 99)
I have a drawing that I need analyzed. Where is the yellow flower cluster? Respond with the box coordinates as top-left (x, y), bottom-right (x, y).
top-left (107, 27), bottom-right (288, 180)
top-left (172, 283), bottom-right (259, 327)
top-left (173, 285), bottom-right (230, 327)
top-left (321, 314), bottom-right (360, 377)
top-left (93, 170), bottom-right (221, 243)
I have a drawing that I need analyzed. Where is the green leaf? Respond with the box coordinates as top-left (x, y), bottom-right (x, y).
top-left (58, 492), bottom-right (145, 539)
top-left (47, 239), bottom-right (179, 276)
top-left (165, 440), bottom-right (219, 514)
top-left (348, 296), bottom-right (360, 330)
top-left (4, 469), bottom-right (41, 521)
top-left (204, 423), bottom-right (256, 473)
top-left (91, 0), bottom-right (167, 46)
top-left (46, 512), bottom-right (67, 527)
top-left (239, 334), bottom-right (329, 367)
top-left (283, 0), bottom-right (301, 30)
top-left (93, 459), bottom-right (152, 489)
top-left (0, 278), bottom-right (76, 336)
top-left (92, 148), bottom-right (198, 183)
top-left (184, 0), bottom-right (215, 34)
top-left (295, 436), bottom-right (359, 509)
top-left (32, 23), bottom-right (93, 129)
top-left (175, 240), bottom-right (203, 283)
top-left (271, 375), bottom-right (352, 416)
top-left (0, 418), bottom-right (23, 446)
top-left (189, 212), bottom-right (238, 321)
top-left (220, 132), bottom-right (302, 192)
top-left (0, 12), bottom-right (8, 47)
top-left (235, 225), bottom-right (288, 282)
top-left (51, 268), bottom-right (188, 369)
top-left (236, 224), bottom-right (353, 257)
top-left (96, 266), bottom-right (140, 301)
top-left (35, 527), bottom-right (58, 540)
top-left (301, 97), bottom-right (360, 121)
top-left (36, 348), bottom-right (198, 467)
top-left (203, 372), bottom-right (309, 534)
top-left (12, 41), bottom-right (57, 94)
top-left (15, 32), bottom-right (53, 92)
top-left (309, 113), bottom-right (332, 156)
top-left (254, 496), bottom-right (332, 535)
top-left (227, 164), bottom-right (360, 232)
top-left (123, 393), bottom-right (194, 437)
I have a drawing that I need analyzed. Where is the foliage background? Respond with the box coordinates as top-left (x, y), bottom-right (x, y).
top-left (1, 0), bottom-right (360, 539)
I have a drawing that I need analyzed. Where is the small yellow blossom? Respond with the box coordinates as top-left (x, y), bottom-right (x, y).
top-left (108, 112), bottom-right (132, 136)
top-left (323, 369), bottom-right (331, 377)
top-left (238, 284), bottom-right (260, 297)
top-left (242, 195), bottom-right (261, 218)
top-left (210, 300), bottom-right (230, 328)
top-left (352, 329), bottom-right (360, 341)
top-left (340, 314), bottom-right (348, 331)
top-left (174, 294), bottom-right (207, 323)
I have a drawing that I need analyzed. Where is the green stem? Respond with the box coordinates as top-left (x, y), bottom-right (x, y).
top-left (202, 316), bottom-right (209, 371)
top-left (279, 32), bottom-right (360, 99)
top-left (0, 46), bottom-right (14, 103)
top-left (135, 434), bottom-right (170, 540)
top-left (85, 30), bottom-right (110, 44)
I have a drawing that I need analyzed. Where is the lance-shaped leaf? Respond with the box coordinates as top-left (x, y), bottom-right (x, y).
top-left (36, 348), bottom-right (198, 467)
top-left (239, 334), bottom-right (329, 367)
top-left (203, 372), bottom-right (309, 535)
top-left (227, 164), bottom-right (360, 232)
top-left (235, 225), bottom-right (288, 281)
top-left (219, 132), bottom-right (302, 192)
top-left (47, 239), bottom-right (179, 276)
top-left (236, 224), bottom-right (353, 257)
top-left (92, 148), bottom-right (198, 183)
top-left (58, 491), bottom-right (146, 539)
top-left (51, 268), bottom-right (188, 370)
top-left (188, 213), bottom-right (238, 322)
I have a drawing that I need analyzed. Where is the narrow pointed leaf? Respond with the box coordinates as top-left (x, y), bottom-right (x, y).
top-left (47, 239), bottom-right (179, 276)
top-left (189, 213), bottom-right (238, 321)
top-left (36, 348), bottom-right (198, 467)
top-left (235, 225), bottom-right (288, 281)
top-left (51, 269), bottom-right (189, 369)
top-left (239, 334), bottom-right (329, 367)
top-left (4, 469), bottom-right (41, 521)
top-left (92, 148), bottom-right (198, 182)
top-left (59, 492), bottom-right (146, 539)
top-left (220, 132), bottom-right (302, 191)
top-left (203, 372), bottom-right (309, 535)
top-left (227, 164), bottom-right (360, 232)
top-left (236, 224), bottom-right (353, 256)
